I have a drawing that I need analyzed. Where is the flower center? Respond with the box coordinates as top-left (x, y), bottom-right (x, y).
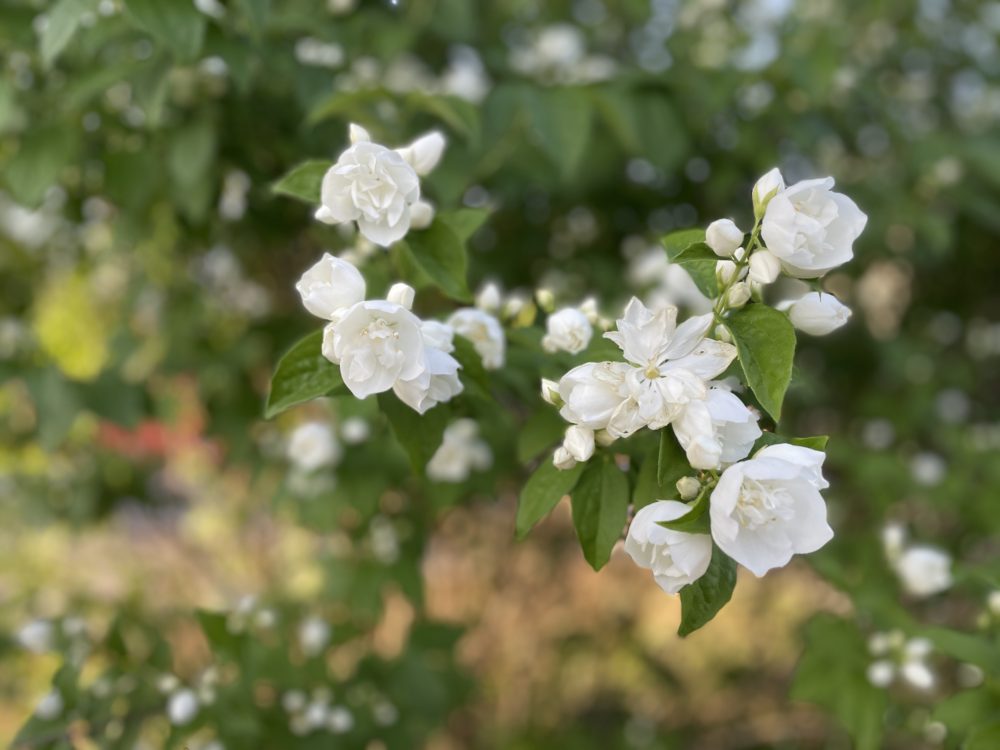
top-left (734, 478), bottom-right (794, 530)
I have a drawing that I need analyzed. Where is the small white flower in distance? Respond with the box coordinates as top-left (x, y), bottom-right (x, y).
top-left (562, 425), bottom-right (595, 462)
top-left (625, 501), bottom-right (713, 594)
top-left (17, 619), bottom-right (54, 653)
top-left (297, 616), bottom-right (331, 657)
top-left (748, 249), bottom-right (782, 284)
top-left (316, 125), bottom-right (445, 247)
top-left (881, 522), bottom-right (906, 560)
top-left (988, 590), bottom-right (1000, 615)
top-left (475, 281), bottom-right (502, 312)
top-left (296, 253), bottom-right (366, 321)
top-left (705, 219), bottom-right (744, 257)
top-left (168, 688), bottom-right (199, 726)
top-left (710, 443), bottom-right (833, 576)
top-left (786, 292), bottom-right (852, 335)
top-left (578, 296), bottom-right (599, 324)
top-left (867, 660), bottom-right (895, 688)
top-left (542, 307), bottom-right (593, 354)
top-left (287, 421), bottom-right (341, 472)
top-left (322, 300), bottom-right (427, 398)
top-left (327, 706), bottom-right (355, 734)
top-left (447, 308), bottom-right (506, 369)
top-left (34, 690), bottom-right (63, 720)
top-left (340, 416), bottom-right (370, 444)
top-left (901, 655), bottom-right (936, 691)
top-left (282, 690), bottom-right (307, 713)
top-left (894, 545), bottom-right (952, 598)
top-left (752, 167), bottom-right (785, 216)
top-left (761, 173), bottom-right (868, 278)
top-left (426, 419), bottom-right (492, 482)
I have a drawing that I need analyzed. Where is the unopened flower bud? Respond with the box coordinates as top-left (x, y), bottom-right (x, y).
top-left (552, 446), bottom-right (577, 471)
top-left (562, 425), bottom-right (595, 463)
top-left (578, 296), bottom-right (599, 323)
top-left (475, 282), bottom-right (502, 312)
top-left (540, 378), bottom-right (562, 407)
top-left (752, 167), bottom-right (785, 218)
top-left (676, 476), bottom-right (700, 500)
top-left (705, 219), bottom-right (744, 257)
top-left (748, 249), bottom-right (781, 284)
top-left (714, 324), bottom-right (733, 343)
top-left (535, 288), bottom-right (555, 313)
top-left (386, 282), bottom-right (415, 310)
top-left (787, 292), bottom-right (851, 335)
top-left (726, 281), bottom-right (751, 308)
top-left (716, 260), bottom-right (738, 286)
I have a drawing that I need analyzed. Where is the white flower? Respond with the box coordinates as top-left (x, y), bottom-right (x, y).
top-left (168, 688), bottom-right (199, 726)
top-left (867, 660), bottom-right (895, 688)
top-left (474, 281), bottom-right (502, 312)
top-left (295, 253), bottom-right (366, 321)
top-left (385, 282), bottom-right (415, 310)
top-left (705, 219), bottom-right (744, 257)
top-left (557, 361), bottom-right (638, 434)
top-left (316, 126), bottom-right (446, 246)
top-left (287, 422), bottom-right (341, 472)
top-left (894, 546), bottom-right (952, 598)
top-left (562, 425), bottom-right (595, 462)
top-left (710, 444), bottom-right (833, 576)
top-left (17, 619), bottom-right (54, 653)
top-left (624, 501), bottom-right (713, 594)
top-left (447, 308), bottom-right (505, 369)
top-left (761, 172), bottom-right (868, 278)
top-left (552, 446), bottom-right (577, 470)
top-left (673, 386), bottom-right (761, 470)
top-left (419, 320), bottom-right (455, 353)
top-left (34, 690), bottom-right (63, 720)
top-left (748, 249), bottom-right (781, 284)
top-left (327, 706), bottom-right (354, 734)
top-left (297, 616), bottom-right (331, 657)
top-left (340, 416), bottom-right (370, 444)
top-left (322, 300), bottom-right (427, 398)
top-left (392, 345), bottom-right (463, 414)
top-left (542, 307), bottom-right (593, 354)
top-left (426, 419), bottom-right (492, 482)
top-left (785, 291), bottom-right (852, 335)
top-left (604, 298), bottom-right (737, 430)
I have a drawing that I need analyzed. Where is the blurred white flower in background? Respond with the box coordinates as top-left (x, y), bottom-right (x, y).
top-left (34, 690), bottom-right (63, 720)
top-left (447, 307), bottom-right (506, 369)
top-left (287, 422), bottom-right (341, 473)
top-left (895, 546), bottom-right (953, 598)
top-left (17, 619), bottom-right (54, 653)
top-left (867, 631), bottom-right (937, 691)
top-left (297, 616), bottom-right (331, 657)
top-left (168, 688), bottom-right (199, 726)
top-left (426, 419), bottom-right (493, 482)
top-left (542, 306), bottom-right (593, 354)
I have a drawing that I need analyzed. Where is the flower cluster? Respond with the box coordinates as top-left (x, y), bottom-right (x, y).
top-left (296, 254), bottom-right (505, 413)
top-left (315, 123), bottom-right (445, 246)
top-left (543, 167), bottom-right (868, 593)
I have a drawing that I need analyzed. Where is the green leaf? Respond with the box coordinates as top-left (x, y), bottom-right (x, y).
top-left (792, 614), bottom-right (887, 750)
top-left (272, 160), bottom-right (330, 204)
top-left (377, 392), bottom-right (450, 474)
top-left (632, 452), bottom-right (663, 510)
top-left (437, 207), bottom-right (490, 242)
top-left (123, 0), bottom-right (206, 62)
top-left (4, 126), bottom-right (78, 207)
top-left (516, 409), bottom-right (566, 465)
top-left (238, 0), bottom-right (270, 36)
top-left (920, 627), bottom-right (1000, 673)
top-left (516, 459), bottom-right (585, 539)
top-left (451, 335), bottom-right (491, 400)
top-left (168, 113), bottom-right (216, 221)
top-left (25, 368), bottom-right (80, 450)
top-left (407, 92), bottom-right (481, 143)
top-left (526, 87), bottom-right (593, 179)
top-left (657, 490), bottom-right (710, 534)
top-left (754, 432), bottom-right (829, 452)
top-left (726, 304), bottom-right (796, 422)
top-left (664, 241), bottom-right (719, 298)
top-left (593, 88), bottom-right (688, 170)
top-left (265, 330), bottom-right (344, 419)
top-left (966, 721), bottom-right (1000, 750)
top-left (40, 0), bottom-right (92, 67)
top-left (657, 429), bottom-right (689, 488)
top-left (678, 545), bottom-right (737, 636)
top-left (662, 229), bottom-right (706, 261)
top-left (570, 457), bottom-right (629, 571)
top-left (402, 218), bottom-right (471, 302)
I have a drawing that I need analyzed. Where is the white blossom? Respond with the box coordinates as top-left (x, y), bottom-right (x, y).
top-left (34, 690), bottom-right (63, 720)
top-left (340, 416), bottom-right (370, 444)
top-left (316, 125), bottom-right (445, 246)
top-left (426, 419), bottom-right (492, 482)
top-left (295, 253), bottom-right (366, 321)
top-left (322, 300), bottom-right (427, 399)
top-left (624, 501), bottom-right (713, 594)
top-left (710, 443), bottom-right (833, 576)
top-left (761, 171), bottom-right (868, 278)
top-left (784, 291), bottom-right (852, 335)
top-left (752, 167), bottom-right (785, 216)
top-left (726, 281), bottom-right (751, 308)
top-left (557, 425), bottom-right (594, 467)
top-left (705, 218), bottom-right (744, 257)
top-left (392, 345), bottom-right (463, 414)
top-left (17, 619), bottom-right (54, 653)
top-left (287, 421), bottom-right (341, 472)
top-left (297, 616), bottom-right (331, 657)
top-left (894, 545), bottom-right (952, 598)
top-left (542, 307), bottom-right (593, 354)
top-left (748, 249), bottom-right (781, 284)
top-left (168, 688), bottom-right (199, 726)
top-left (474, 281), bottom-right (502, 312)
top-left (673, 386), bottom-right (762, 470)
top-left (557, 361), bottom-right (641, 437)
top-left (447, 307), bottom-right (506, 369)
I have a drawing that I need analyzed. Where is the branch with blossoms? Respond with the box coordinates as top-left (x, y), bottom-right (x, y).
top-left (267, 121), bottom-right (866, 635)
